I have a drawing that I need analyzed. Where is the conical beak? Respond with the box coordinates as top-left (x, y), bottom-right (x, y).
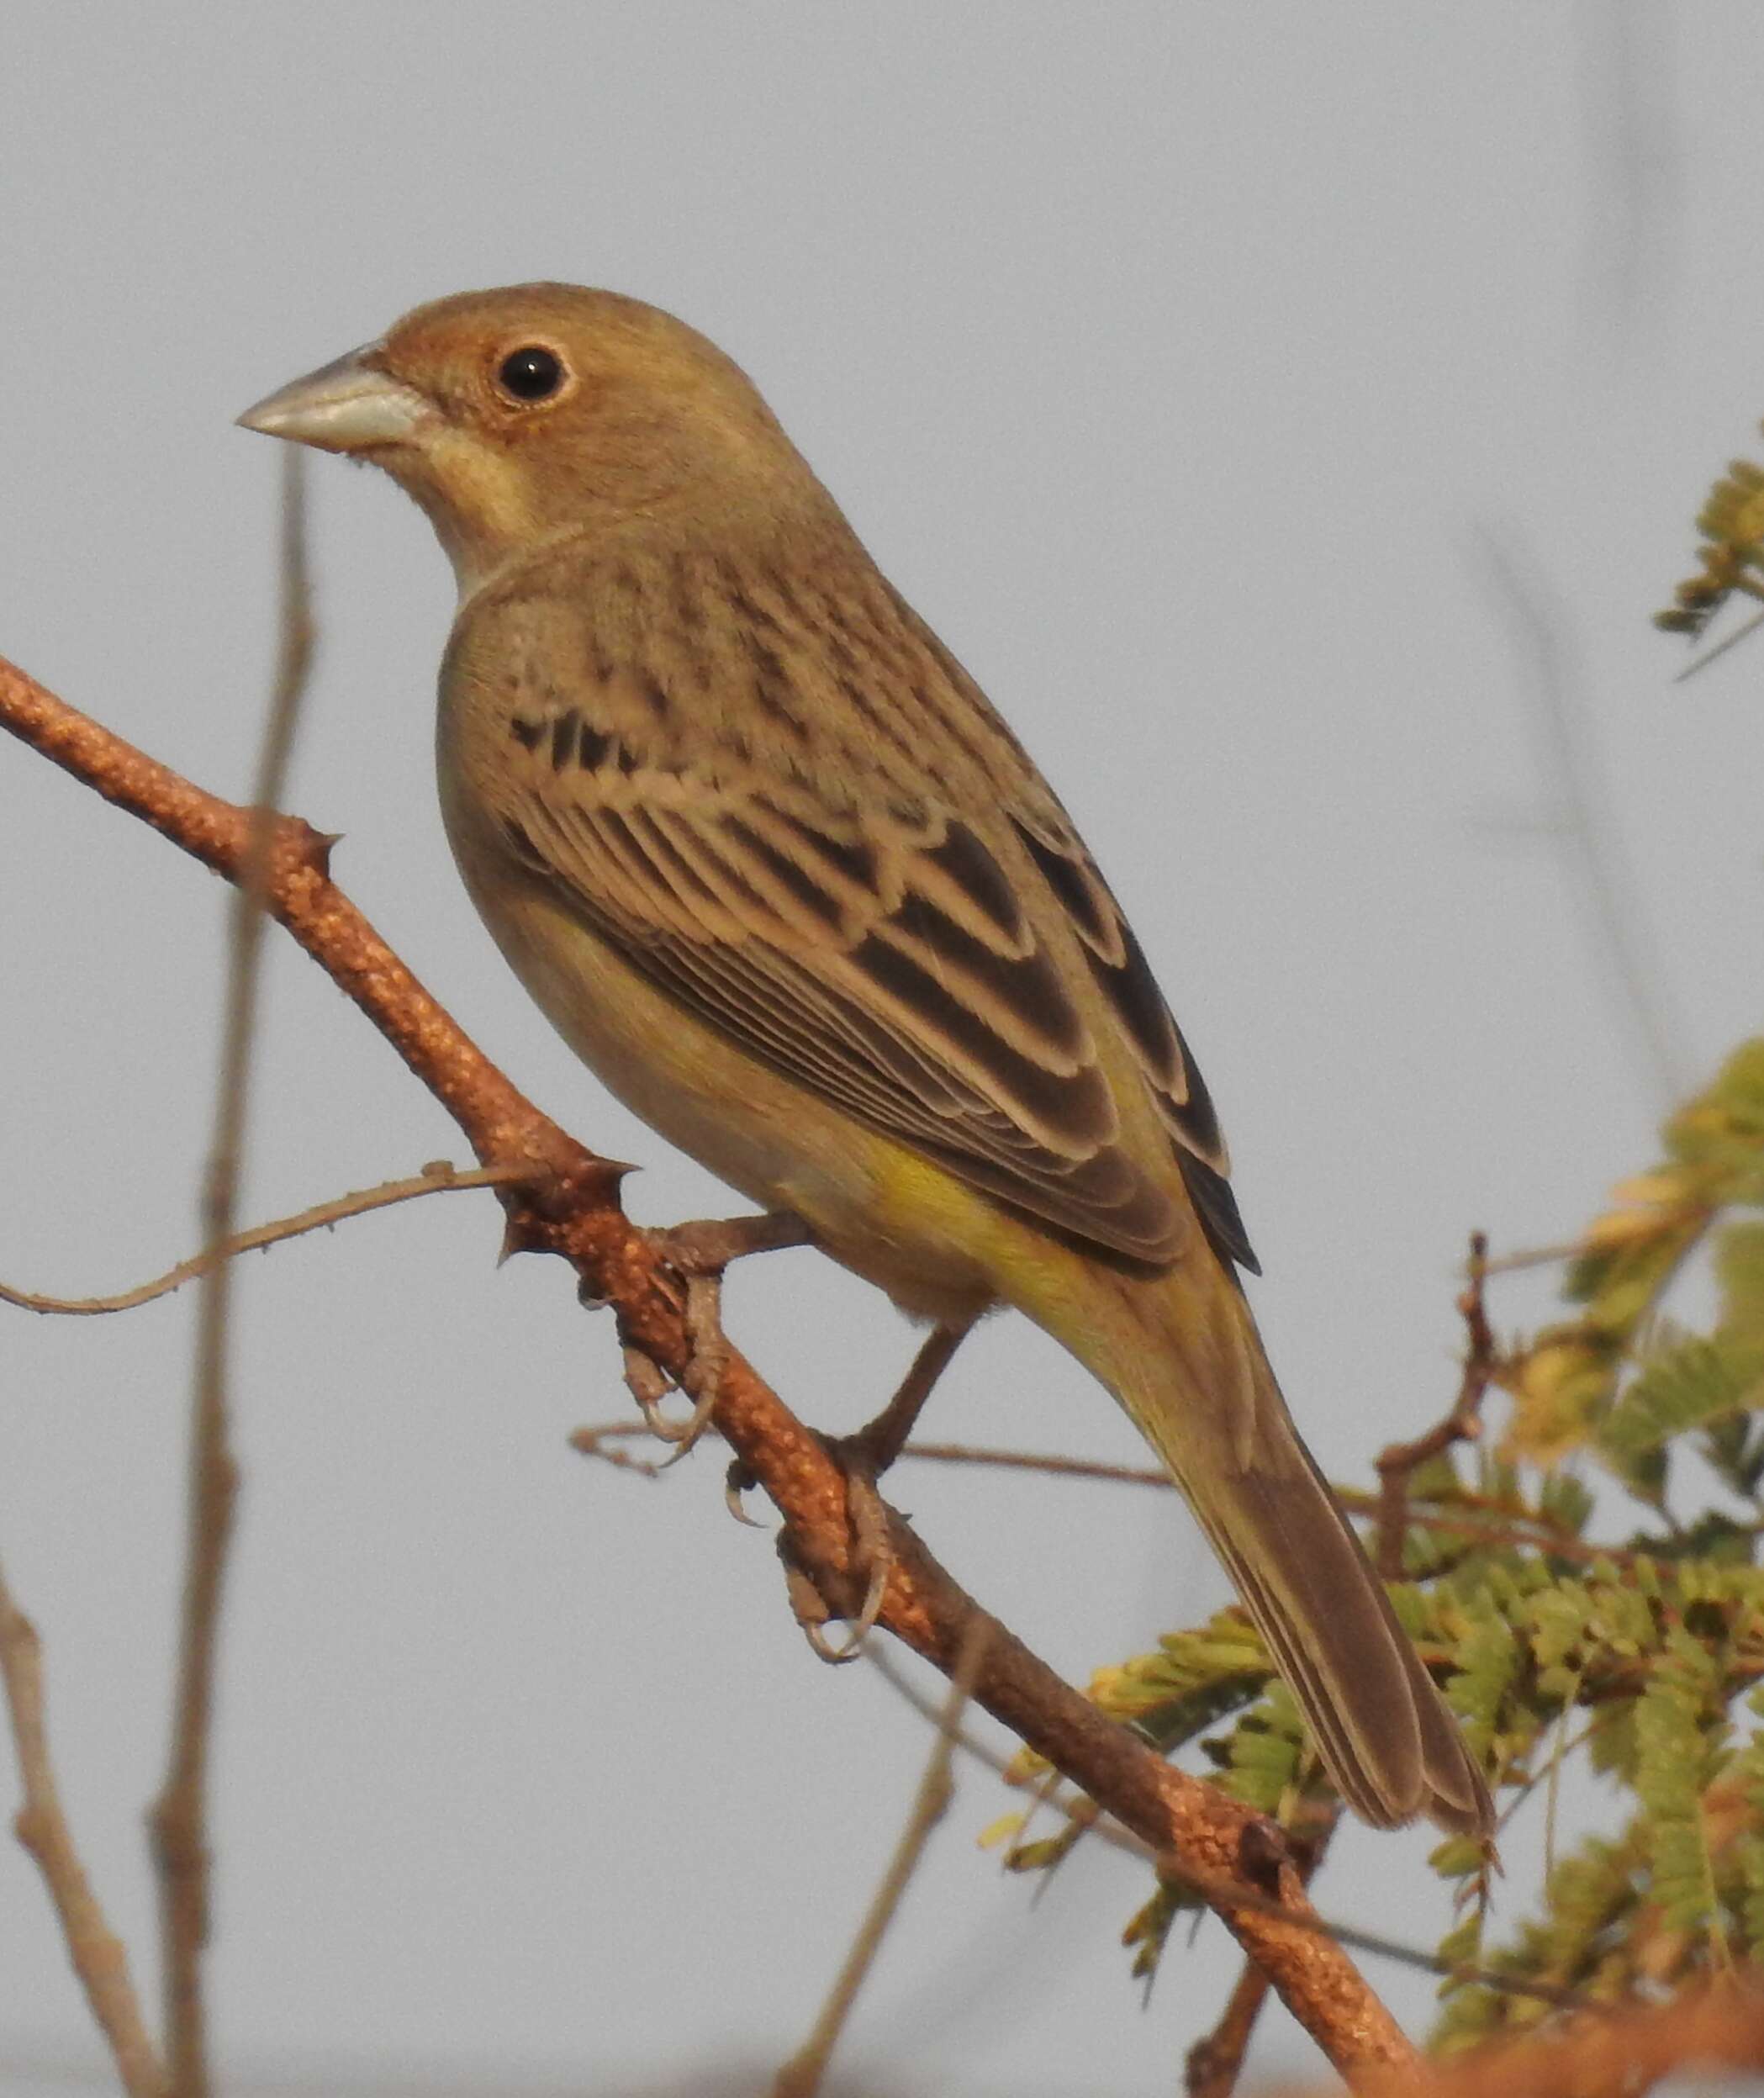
top-left (236, 343), bottom-right (432, 453)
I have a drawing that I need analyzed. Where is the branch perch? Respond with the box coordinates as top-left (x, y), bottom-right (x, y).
top-left (0, 649), bottom-right (1417, 2083)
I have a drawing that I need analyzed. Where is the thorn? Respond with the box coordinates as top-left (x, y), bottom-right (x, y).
top-left (298, 824), bottom-right (345, 877)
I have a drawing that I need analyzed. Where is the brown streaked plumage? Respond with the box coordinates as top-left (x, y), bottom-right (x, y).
top-left (239, 283), bottom-right (1493, 1836)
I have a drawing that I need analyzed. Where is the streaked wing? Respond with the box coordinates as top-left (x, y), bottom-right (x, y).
top-left (489, 697), bottom-right (1187, 1264)
top-left (1004, 806), bottom-right (1259, 1273)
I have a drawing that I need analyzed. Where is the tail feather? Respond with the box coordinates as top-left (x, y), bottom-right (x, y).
top-left (1089, 1267), bottom-right (1493, 1836)
top-left (1190, 1451), bottom-right (1492, 1833)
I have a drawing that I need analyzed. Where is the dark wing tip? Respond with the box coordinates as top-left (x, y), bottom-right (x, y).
top-left (1177, 1148), bottom-right (1260, 1275)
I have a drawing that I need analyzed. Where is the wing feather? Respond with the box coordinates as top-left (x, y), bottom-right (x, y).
top-left (493, 700), bottom-right (1185, 1263)
top-left (1007, 811), bottom-right (1259, 1273)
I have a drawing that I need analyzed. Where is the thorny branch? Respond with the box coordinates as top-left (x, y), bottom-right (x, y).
top-left (0, 1162), bottom-right (526, 1317)
top-left (0, 647), bottom-right (1421, 2081)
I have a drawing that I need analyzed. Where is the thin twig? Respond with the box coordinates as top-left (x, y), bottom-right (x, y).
top-left (904, 1440), bottom-right (1172, 1489)
top-left (0, 1553), bottom-right (167, 2097)
top-left (1673, 600), bottom-right (1764, 683)
top-left (150, 449), bottom-right (314, 2096)
top-left (0, 1163), bottom-right (526, 1317)
top-left (1492, 1712), bottom-right (1615, 1847)
top-left (1480, 1237), bottom-right (1591, 1276)
top-left (583, 1412), bottom-right (1643, 1573)
top-left (774, 1622), bottom-right (989, 2098)
top-left (584, 1414), bottom-right (1648, 1571)
top-left (568, 1421), bottom-right (669, 1479)
top-left (1157, 1862), bottom-right (1582, 2013)
top-left (860, 1645), bottom-right (1151, 1860)
top-left (1375, 1233), bottom-right (1495, 1578)
top-left (1574, 0), bottom-right (1681, 351)
top-left (885, 1440), bottom-right (1617, 1567)
top-left (1470, 521), bottom-right (1684, 1108)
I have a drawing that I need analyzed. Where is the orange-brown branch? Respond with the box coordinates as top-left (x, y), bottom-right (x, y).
top-left (0, 650), bottom-right (1416, 2082)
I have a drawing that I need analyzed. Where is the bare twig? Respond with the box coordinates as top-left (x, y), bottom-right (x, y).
top-left (1188, 1956), bottom-right (1277, 2098)
top-left (1375, 1234), bottom-right (1495, 1579)
top-left (1470, 522), bottom-right (1684, 1108)
top-left (903, 1440), bottom-right (1172, 1489)
top-left (150, 450), bottom-right (315, 2096)
top-left (584, 1410), bottom-right (1638, 1576)
top-left (0, 650), bottom-right (1418, 2081)
top-left (1574, 0), bottom-right (1682, 349)
top-left (1479, 1237), bottom-right (1590, 1276)
top-left (569, 1420), bottom-right (668, 1480)
top-left (883, 1440), bottom-right (1614, 1567)
top-left (1673, 599), bottom-right (1764, 682)
top-left (860, 1645), bottom-right (1152, 1862)
top-left (0, 1162), bottom-right (525, 1317)
top-left (1153, 1863), bottom-right (1581, 2014)
top-left (0, 1553), bottom-right (167, 2097)
top-left (774, 1623), bottom-right (989, 2098)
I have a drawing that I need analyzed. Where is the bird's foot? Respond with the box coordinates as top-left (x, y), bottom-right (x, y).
top-left (647, 1208), bottom-right (812, 1277)
top-left (620, 1210), bottom-right (810, 1463)
top-left (779, 1477), bottom-right (893, 1665)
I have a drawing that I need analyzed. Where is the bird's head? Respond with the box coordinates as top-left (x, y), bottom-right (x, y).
top-left (239, 282), bottom-right (807, 592)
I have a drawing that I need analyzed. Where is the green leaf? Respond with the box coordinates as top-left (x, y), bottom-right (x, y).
top-left (1718, 1221), bottom-right (1764, 1350)
top-left (1598, 1333), bottom-right (1764, 1468)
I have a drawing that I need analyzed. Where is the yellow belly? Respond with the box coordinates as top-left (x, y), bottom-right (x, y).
top-left (468, 875), bottom-right (1001, 1325)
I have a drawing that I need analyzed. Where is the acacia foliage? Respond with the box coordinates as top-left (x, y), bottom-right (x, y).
top-left (996, 1041), bottom-right (1764, 2053)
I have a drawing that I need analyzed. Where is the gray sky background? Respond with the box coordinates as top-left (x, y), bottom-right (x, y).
top-left (3, 6), bottom-right (1762, 2093)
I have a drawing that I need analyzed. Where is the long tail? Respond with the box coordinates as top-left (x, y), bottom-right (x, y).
top-left (1059, 1259), bottom-right (1492, 1836)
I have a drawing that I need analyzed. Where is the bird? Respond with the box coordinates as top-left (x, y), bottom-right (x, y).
top-left (239, 283), bottom-right (1492, 1836)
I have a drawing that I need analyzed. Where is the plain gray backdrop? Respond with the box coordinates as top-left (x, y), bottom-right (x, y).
top-left (3, 6), bottom-right (1761, 2092)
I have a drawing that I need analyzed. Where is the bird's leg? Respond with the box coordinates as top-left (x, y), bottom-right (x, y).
top-left (799, 1318), bottom-right (975, 1661)
top-left (829, 1319), bottom-right (973, 1480)
top-left (620, 1209), bottom-right (811, 1461)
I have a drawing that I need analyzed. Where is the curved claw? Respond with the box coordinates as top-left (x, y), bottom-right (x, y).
top-left (802, 1617), bottom-right (863, 1664)
top-left (622, 1343), bottom-right (703, 1450)
top-left (796, 1539), bottom-right (890, 1663)
top-left (652, 1272), bottom-right (726, 1466)
top-left (725, 1464), bottom-right (766, 1527)
top-left (847, 1551), bottom-right (892, 1651)
top-left (656, 1377), bottom-right (720, 1467)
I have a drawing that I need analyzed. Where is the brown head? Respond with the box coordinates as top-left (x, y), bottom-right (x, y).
top-left (238, 283), bottom-right (817, 589)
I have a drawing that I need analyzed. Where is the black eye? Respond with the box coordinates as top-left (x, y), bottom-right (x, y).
top-left (496, 345), bottom-right (566, 403)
